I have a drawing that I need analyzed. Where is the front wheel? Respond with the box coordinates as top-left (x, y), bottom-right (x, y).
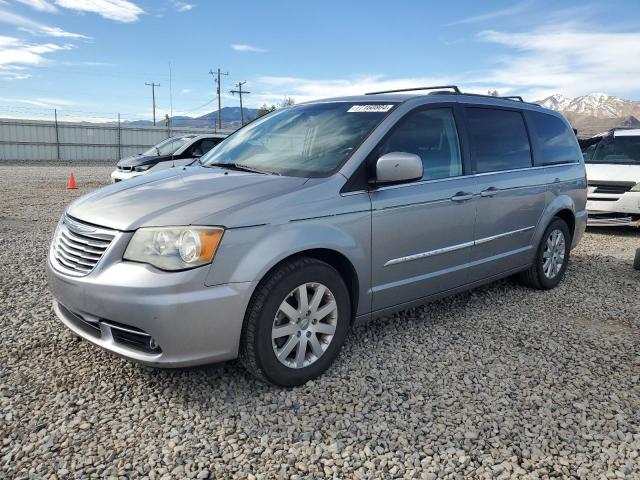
top-left (240, 257), bottom-right (351, 387)
top-left (519, 218), bottom-right (571, 289)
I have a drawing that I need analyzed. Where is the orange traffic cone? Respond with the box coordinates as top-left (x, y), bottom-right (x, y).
top-left (66, 173), bottom-right (77, 190)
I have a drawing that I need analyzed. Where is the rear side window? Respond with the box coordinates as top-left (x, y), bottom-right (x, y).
top-left (376, 108), bottom-right (462, 181)
top-left (526, 111), bottom-right (580, 165)
top-left (465, 107), bottom-right (532, 173)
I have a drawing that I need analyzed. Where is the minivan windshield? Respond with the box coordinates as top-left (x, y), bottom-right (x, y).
top-left (143, 136), bottom-right (194, 157)
top-left (586, 134), bottom-right (640, 165)
top-left (201, 102), bottom-right (397, 177)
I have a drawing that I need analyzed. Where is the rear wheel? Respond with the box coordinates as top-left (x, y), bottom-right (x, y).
top-left (520, 218), bottom-right (571, 289)
top-left (240, 257), bottom-right (351, 387)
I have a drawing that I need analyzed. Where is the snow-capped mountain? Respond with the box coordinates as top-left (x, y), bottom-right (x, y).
top-left (535, 93), bottom-right (640, 137)
top-left (537, 93), bottom-right (640, 119)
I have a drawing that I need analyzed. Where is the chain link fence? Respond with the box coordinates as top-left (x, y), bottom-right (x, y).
top-left (0, 114), bottom-right (233, 162)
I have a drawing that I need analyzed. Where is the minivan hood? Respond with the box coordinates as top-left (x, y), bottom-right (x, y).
top-left (67, 166), bottom-right (308, 231)
top-left (586, 163), bottom-right (640, 183)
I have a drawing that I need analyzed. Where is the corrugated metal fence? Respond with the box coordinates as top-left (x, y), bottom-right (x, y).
top-left (0, 118), bottom-right (234, 161)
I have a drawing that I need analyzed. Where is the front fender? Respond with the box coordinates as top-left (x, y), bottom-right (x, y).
top-left (205, 212), bottom-right (372, 315)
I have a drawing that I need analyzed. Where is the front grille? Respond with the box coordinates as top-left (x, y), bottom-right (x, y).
top-left (57, 302), bottom-right (162, 353)
top-left (588, 182), bottom-right (634, 194)
top-left (104, 320), bottom-right (161, 353)
top-left (58, 303), bottom-right (101, 338)
top-left (51, 215), bottom-right (116, 276)
top-left (117, 165), bottom-right (134, 172)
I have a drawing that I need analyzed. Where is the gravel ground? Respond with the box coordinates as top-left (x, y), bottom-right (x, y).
top-left (1, 164), bottom-right (639, 480)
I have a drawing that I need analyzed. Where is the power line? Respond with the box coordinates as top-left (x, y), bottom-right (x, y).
top-left (145, 82), bottom-right (160, 126)
top-left (230, 81), bottom-right (251, 126)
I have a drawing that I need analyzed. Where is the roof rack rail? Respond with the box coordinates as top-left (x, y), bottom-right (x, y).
top-left (365, 85), bottom-right (461, 95)
top-left (500, 96), bottom-right (524, 102)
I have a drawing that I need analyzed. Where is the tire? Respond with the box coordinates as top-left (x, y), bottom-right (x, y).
top-left (240, 257), bottom-right (351, 387)
top-left (519, 218), bottom-right (572, 290)
top-left (634, 248), bottom-right (640, 271)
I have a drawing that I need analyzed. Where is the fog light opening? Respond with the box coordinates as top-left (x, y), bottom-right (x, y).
top-left (149, 337), bottom-right (160, 351)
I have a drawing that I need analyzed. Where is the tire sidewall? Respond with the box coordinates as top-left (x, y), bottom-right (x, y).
top-left (252, 262), bottom-right (351, 387)
top-left (536, 219), bottom-right (571, 289)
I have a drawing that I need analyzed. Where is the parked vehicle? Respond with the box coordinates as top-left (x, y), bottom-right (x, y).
top-left (47, 86), bottom-right (587, 386)
top-left (580, 129), bottom-right (640, 226)
top-left (111, 134), bottom-right (224, 182)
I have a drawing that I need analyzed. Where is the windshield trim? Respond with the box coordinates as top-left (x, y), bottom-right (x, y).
top-left (201, 101), bottom-right (401, 178)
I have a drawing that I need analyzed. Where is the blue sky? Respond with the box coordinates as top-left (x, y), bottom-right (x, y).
top-left (0, 0), bottom-right (639, 122)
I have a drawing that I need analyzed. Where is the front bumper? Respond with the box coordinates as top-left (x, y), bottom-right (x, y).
top-left (47, 258), bottom-right (255, 367)
top-left (587, 193), bottom-right (640, 227)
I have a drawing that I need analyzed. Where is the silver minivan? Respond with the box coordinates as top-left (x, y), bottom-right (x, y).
top-left (47, 86), bottom-right (587, 386)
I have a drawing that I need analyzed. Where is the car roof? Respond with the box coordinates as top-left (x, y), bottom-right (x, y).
top-left (614, 129), bottom-right (640, 137)
top-left (305, 92), bottom-right (552, 113)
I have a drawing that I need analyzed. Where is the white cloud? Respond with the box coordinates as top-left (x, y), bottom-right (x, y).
top-left (444, 0), bottom-right (532, 26)
top-left (172, 1), bottom-right (194, 12)
top-left (477, 25), bottom-right (640, 98)
top-left (21, 26), bottom-right (91, 38)
top-left (250, 74), bottom-right (453, 106)
top-left (0, 35), bottom-right (72, 69)
top-left (180, 88), bottom-right (191, 94)
top-left (231, 43), bottom-right (267, 53)
top-left (54, 0), bottom-right (144, 23)
top-left (15, 0), bottom-right (57, 12)
top-left (0, 96), bottom-right (76, 108)
top-left (0, 9), bottom-right (90, 38)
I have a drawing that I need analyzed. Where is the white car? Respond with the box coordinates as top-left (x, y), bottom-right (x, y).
top-left (582, 129), bottom-right (640, 227)
top-left (111, 134), bottom-right (224, 183)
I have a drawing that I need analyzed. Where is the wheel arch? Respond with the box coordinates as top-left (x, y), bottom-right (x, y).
top-left (250, 248), bottom-right (360, 323)
top-left (533, 194), bottom-right (577, 249)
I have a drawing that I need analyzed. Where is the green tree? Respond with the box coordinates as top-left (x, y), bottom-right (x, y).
top-left (256, 103), bottom-right (277, 118)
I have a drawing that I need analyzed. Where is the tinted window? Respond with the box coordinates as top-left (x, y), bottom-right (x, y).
top-left (377, 108), bottom-right (462, 181)
top-left (527, 111), bottom-right (580, 165)
top-left (466, 108), bottom-right (532, 173)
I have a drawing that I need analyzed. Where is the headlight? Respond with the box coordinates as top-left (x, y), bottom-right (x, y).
top-left (630, 182), bottom-right (640, 192)
top-left (134, 164), bottom-right (153, 172)
top-left (123, 226), bottom-right (224, 271)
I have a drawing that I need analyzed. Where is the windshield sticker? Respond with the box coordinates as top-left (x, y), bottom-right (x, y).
top-left (347, 104), bottom-right (394, 113)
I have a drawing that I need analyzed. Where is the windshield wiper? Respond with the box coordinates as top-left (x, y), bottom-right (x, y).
top-left (210, 163), bottom-right (280, 175)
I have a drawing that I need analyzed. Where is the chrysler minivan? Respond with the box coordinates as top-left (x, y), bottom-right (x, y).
top-left (47, 86), bottom-right (587, 386)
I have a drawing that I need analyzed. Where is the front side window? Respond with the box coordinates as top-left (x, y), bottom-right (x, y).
top-left (466, 107), bottom-right (532, 173)
top-left (144, 136), bottom-right (193, 156)
top-left (375, 108), bottom-right (462, 181)
top-left (201, 102), bottom-right (397, 177)
top-left (526, 111), bottom-right (581, 165)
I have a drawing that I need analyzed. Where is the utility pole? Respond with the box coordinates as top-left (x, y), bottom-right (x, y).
top-left (145, 82), bottom-right (160, 126)
top-left (209, 68), bottom-right (228, 129)
top-left (230, 81), bottom-right (251, 126)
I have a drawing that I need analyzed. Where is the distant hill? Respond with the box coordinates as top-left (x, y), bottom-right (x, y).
top-left (535, 93), bottom-right (640, 138)
top-left (125, 106), bottom-right (259, 129)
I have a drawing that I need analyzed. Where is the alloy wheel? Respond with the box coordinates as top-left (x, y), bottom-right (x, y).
top-left (542, 229), bottom-right (566, 279)
top-left (271, 282), bottom-right (338, 369)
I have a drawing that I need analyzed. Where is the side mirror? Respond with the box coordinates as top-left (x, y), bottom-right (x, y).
top-left (374, 152), bottom-right (423, 184)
